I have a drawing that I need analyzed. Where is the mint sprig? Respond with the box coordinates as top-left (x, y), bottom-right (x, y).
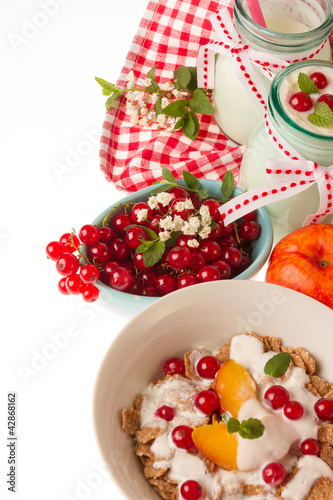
top-left (264, 352), bottom-right (291, 378)
top-left (227, 417), bottom-right (265, 440)
top-left (298, 72), bottom-right (319, 94)
top-left (308, 102), bottom-right (333, 128)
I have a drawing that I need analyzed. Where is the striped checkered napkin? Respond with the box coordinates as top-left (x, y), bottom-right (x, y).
top-left (99, 0), bottom-right (245, 192)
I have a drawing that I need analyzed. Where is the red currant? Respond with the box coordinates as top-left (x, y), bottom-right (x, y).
top-left (79, 224), bottom-right (100, 245)
top-left (198, 240), bottom-right (221, 262)
top-left (201, 198), bottom-right (221, 220)
top-left (56, 253), bottom-right (79, 276)
top-left (112, 213), bottom-right (132, 233)
top-left (242, 210), bottom-right (258, 221)
top-left (81, 283), bottom-right (99, 303)
top-left (310, 72), bottom-right (328, 90)
top-left (170, 197), bottom-right (194, 220)
top-left (207, 223), bottom-right (221, 240)
top-left (98, 226), bottom-right (116, 243)
top-left (148, 214), bottom-right (163, 232)
top-left (189, 252), bottom-right (206, 274)
top-left (80, 263), bottom-right (100, 284)
top-left (176, 234), bottom-right (192, 247)
top-left (189, 191), bottom-right (201, 209)
top-left (110, 267), bottom-right (133, 292)
top-left (289, 92), bottom-right (313, 112)
top-left (125, 226), bottom-right (147, 249)
top-left (177, 274), bottom-right (198, 289)
top-left (58, 277), bottom-right (70, 295)
top-left (196, 265), bottom-right (220, 283)
top-left (301, 438), bottom-right (320, 456)
top-left (219, 234), bottom-right (239, 249)
top-left (131, 202), bottom-right (153, 224)
top-left (317, 94), bottom-right (333, 111)
top-left (155, 406), bottom-right (175, 421)
top-left (314, 398), bottom-right (333, 421)
top-left (180, 480), bottom-right (203, 500)
top-left (140, 269), bottom-right (158, 284)
top-left (283, 400), bottom-right (304, 420)
top-left (59, 233), bottom-right (80, 253)
top-left (87, 242), bottom-right (112, 264)
top-left (167, 185), bottom-right (190, 202)
top-left (65, 274), bottom-right (83, 295)
top-left (171, 425), bottom-right (194, 449)
top-left (46, 241), bottom-right (66, 261)
top-left (100, 261), bottom-right (119, 285)
top-left (132, 252), bottom-right (153, 271)
top-left (212, 259), bottom-right (231, 279)
top-left (262, 462), bottom-right (286, 486)
top-left (220, 246), bottom-right (242, 269)
top-left (142, 284), bottom-right (157, 296)
top-left (127, 277), bottom-right (143, 295)
top-left (109, 237), bottom-right (130, 261)
top-left (264, 385), bottom-right (290, 410)
top-left (238, 221), bottom-right (261, 241)
top-left (233, 254), bottom-right (251, 276)
top-left (194, 390), bottom-right (219, 414)
top-left (168, 246), bottom-right (192, 269)
top-left (196, 356), bottom-right (220, 379)
top-left (217, 220), bottom-right (234, 237)
top-left (163, 357), bottom-right (185, 376)
top-left (155, 273), bottom-right (177, 295)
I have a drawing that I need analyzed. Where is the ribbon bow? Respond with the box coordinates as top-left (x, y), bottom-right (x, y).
top-left (219, 159), bottom-right (333, 227)
top-left (197, 6), bottom-right (328, 112)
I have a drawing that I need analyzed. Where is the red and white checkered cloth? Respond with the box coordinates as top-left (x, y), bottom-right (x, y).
top-left (100, 0), bottom-right (244, 192)
top-left (99, 0), bottom-right (333, 193)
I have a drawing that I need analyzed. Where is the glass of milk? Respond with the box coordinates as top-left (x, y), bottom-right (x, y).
top-left (213, 0), bottom-right (333, 145)
top-left (238, 60), bottom-right (333, 244)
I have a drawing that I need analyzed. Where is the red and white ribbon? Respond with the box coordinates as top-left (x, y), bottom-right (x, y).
top-left (197, 5), bottom-right (328, 112)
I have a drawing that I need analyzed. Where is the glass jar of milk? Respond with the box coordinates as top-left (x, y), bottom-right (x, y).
top-left (213, 0), bottom-right (333, 145)
top-left (238, 60), bottom-right (333, 243)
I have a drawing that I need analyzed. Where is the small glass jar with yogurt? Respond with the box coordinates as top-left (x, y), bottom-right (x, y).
top-left (238, 60), bottom-right (333, 243)
top-left (213, 0), bottom-right (333, 145)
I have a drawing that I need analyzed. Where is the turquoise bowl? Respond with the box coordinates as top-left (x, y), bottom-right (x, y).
top-left (91, 179), bottom-right (273, 316)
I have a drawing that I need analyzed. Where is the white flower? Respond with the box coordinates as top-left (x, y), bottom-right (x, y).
top-left (174, 201), bottom-right (186, 212)
top-left (157, 114), bottom-right (167, 128)
top-left (147, 196), bottom-right (158, 209)
top-left (156, 192), bottom-right (173, 207)
top-left (148, 111), bottom-right (156, 121)
top-left (162, 97), bottom-right (170, 109)
top-left (126, 101), bottom-right (135, 110)
top-left (188, 216), bottom-right (200, 231)
top-left (199, 205), bottom-right (210, 218)
top-left (159, 231), bottom-right (171, 242)
top-left (199, 226), bottom-right (212, 239)
top-left (126, 92), bottom-right (137, 102)
top-left (188, 239), bottom-right (199, 248)
top-left (172, 215), bottom-right (184, 231)
top-left (159, 216), bottom-right (175, 231)
top-left (184, 199), bottom-right (194, 210)
top-left (172, 89), bottom-right (183, 98)
top-left (138, 100), bottom-right (146, 108)
top-left (127, 71), bottom-right (136, 88)
top-left (130, 109), bottom-right (140, 125)
top-left (139, 116), bottom-right (149, 126)
top-left (144, 77), bottom-right (152, 87)
top-left (136, 208), bottom-right (148, 222)
top-left (150, 94), bottom-right (159, 104)
top-left (165, 81), bottom-right (174, 90)
top-left (181, 221), bottom-right (196, 236)
top-left (140, 107), bottom-right (149, 115)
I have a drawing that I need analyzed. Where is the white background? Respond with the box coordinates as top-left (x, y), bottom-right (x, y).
top-left (1, 0), bottom-right (149, 499)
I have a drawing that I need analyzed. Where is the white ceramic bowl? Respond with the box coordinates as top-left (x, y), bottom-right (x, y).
top-left (93, 280), bottom-right (333, 500)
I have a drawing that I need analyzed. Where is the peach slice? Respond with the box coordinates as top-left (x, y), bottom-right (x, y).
top-left (215, 359), bottom-right (257, 418)
top-left (192, 421), bottom-right (238, 471)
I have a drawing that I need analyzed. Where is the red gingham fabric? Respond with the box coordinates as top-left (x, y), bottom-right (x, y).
top-left (100, 0), bottom-right (244, 192)
top-left (100, 0), bottom-right (333, 193)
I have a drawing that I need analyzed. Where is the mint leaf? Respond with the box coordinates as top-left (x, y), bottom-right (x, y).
top-left (239, 418), bottom-right (265, 440)
top-left (105, 93), bottom-right (121, 109)
top-left (220, 413), bottom-right (230, 423)
top-left (264, 352), bottom-right (291, 378)
top-left (163, 99), bottom-right (188, 118)
top-left (174, 66), bottom-right (191, 89)
top-left (95, 77), bottom-right (119, 96)
top-left (189, 89), bottom-right (215, 115)
top-left (165, 230), bottom-right (183, 248)
top-left (221, 170), bottom-right (235, 200)
top-left (308, 102), bottom-right (333, 128)
top-left (227, 418), bottom-right (240, 434)
top-left (149, 184), bottom-right (171, 195)
top-left (298, 72), bottom-right (319, 94)
top-left (186, 67), bottom-right (198, 92)
top-left (183, 170), bottom-right (200, 190)
top-left (162, 165), bottom-right (175, 184)
top-left (174, 115), bottom-right (185, 130)
top-left (136, 241), bottom-right (155, 253)
top-left (182, 111), bottom-right (200, 140)
top-left (154, 95), bottom-right (163, 115)
top-left (211, 220), bottom-right (218, 229)
top-left (197, 189), bottom-right (209, 200)
top-left (147, 65), bottom-right (159, 92)
top-left (142, 240), bottom-right (165, 267)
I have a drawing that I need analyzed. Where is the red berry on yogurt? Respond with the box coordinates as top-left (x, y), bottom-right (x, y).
top-left (262, 462), bottom-right (286, 486)
top-left (289, 92), bottom-right (313, 112)
top-left (180, 480), bottom-right (203, 500)
top-left (310, 72), bottom-right (328, 90)
top-left (314, 398), bottom-right (333, 421)
top-left (171, 425), bottom-right (194, 449)
top-left (163, 357), bottom-right (185, 376)
top-left (264, 385), bottom-right (290, 410)
top-left (301, 438), bottom-right (320, 456)
top-left (196, 356), bottom-right (220, 379)
top-left (155, 406), bottom-right (175, 421)
top-left (194, 390), bottom-right (219, 414)
top-left (317, 94), bottom-right (333, 111)
top-left (283, 400), bottom-right (304, 420)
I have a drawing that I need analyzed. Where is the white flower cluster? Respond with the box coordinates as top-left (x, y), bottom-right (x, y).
top-left (125, 72), bottom-right (184, 131)
top-left (146, 193), bottom-right (212, 243)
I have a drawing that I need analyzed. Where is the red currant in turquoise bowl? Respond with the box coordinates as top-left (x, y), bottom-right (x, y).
top-left (82, 173), bottom-right (273, 315)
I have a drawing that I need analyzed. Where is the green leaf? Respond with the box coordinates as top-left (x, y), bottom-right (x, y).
top-left (149, 184), bottom-right (172, 195)
top-left (264, 352), bottom-right (291, 378)
top-left (95, 77), bottom-right (119, 95)
top-left (165, 230), bottom-right (183, 248)
top-left (163, 99), bottom-right (188, 118)
top-left (136, 241), bottom-right (154, 253)
top-left (221, 170), bottom-right (235, 200)
top-left (188, 89), bottom-right (215, 114)
top-left (154, 95), bottom-right (163, 115)
top-left (308, 102), bottom-right (333, 128)
top-left (227, 418), bottom-right (240, 434)
top-left (142, 240), bottom-right (165, 267)
top-left (186, 67), bottom-right (198, 92)
top-left (182, 170), bottom-right (200, 190)
top-left (147, 65), bottom-right (159, 92)
top-left (162, 165), bottom-right (175, 184)
top-left (298, 72), bottom-right (319, 94)
top-left (197, 189), bottom-right (209, 200)
top-left (239, 418), bottom-right (265, 440)
top-left (211, 220), bottom-right (218, 229)
top-left (105, 92), bottom-right (121, 109)
top-left (182, 111), bottom-right (200, 140)
top-left (126, 224), bottom-right (158, 241)
top-left (174, 66), bottom-right (191, 89)
top-left (174, 115), bottom-right (185, 130)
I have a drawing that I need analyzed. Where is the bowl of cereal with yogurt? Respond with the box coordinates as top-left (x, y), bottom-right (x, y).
top-left (93, 280), bottom-right (333, 500)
